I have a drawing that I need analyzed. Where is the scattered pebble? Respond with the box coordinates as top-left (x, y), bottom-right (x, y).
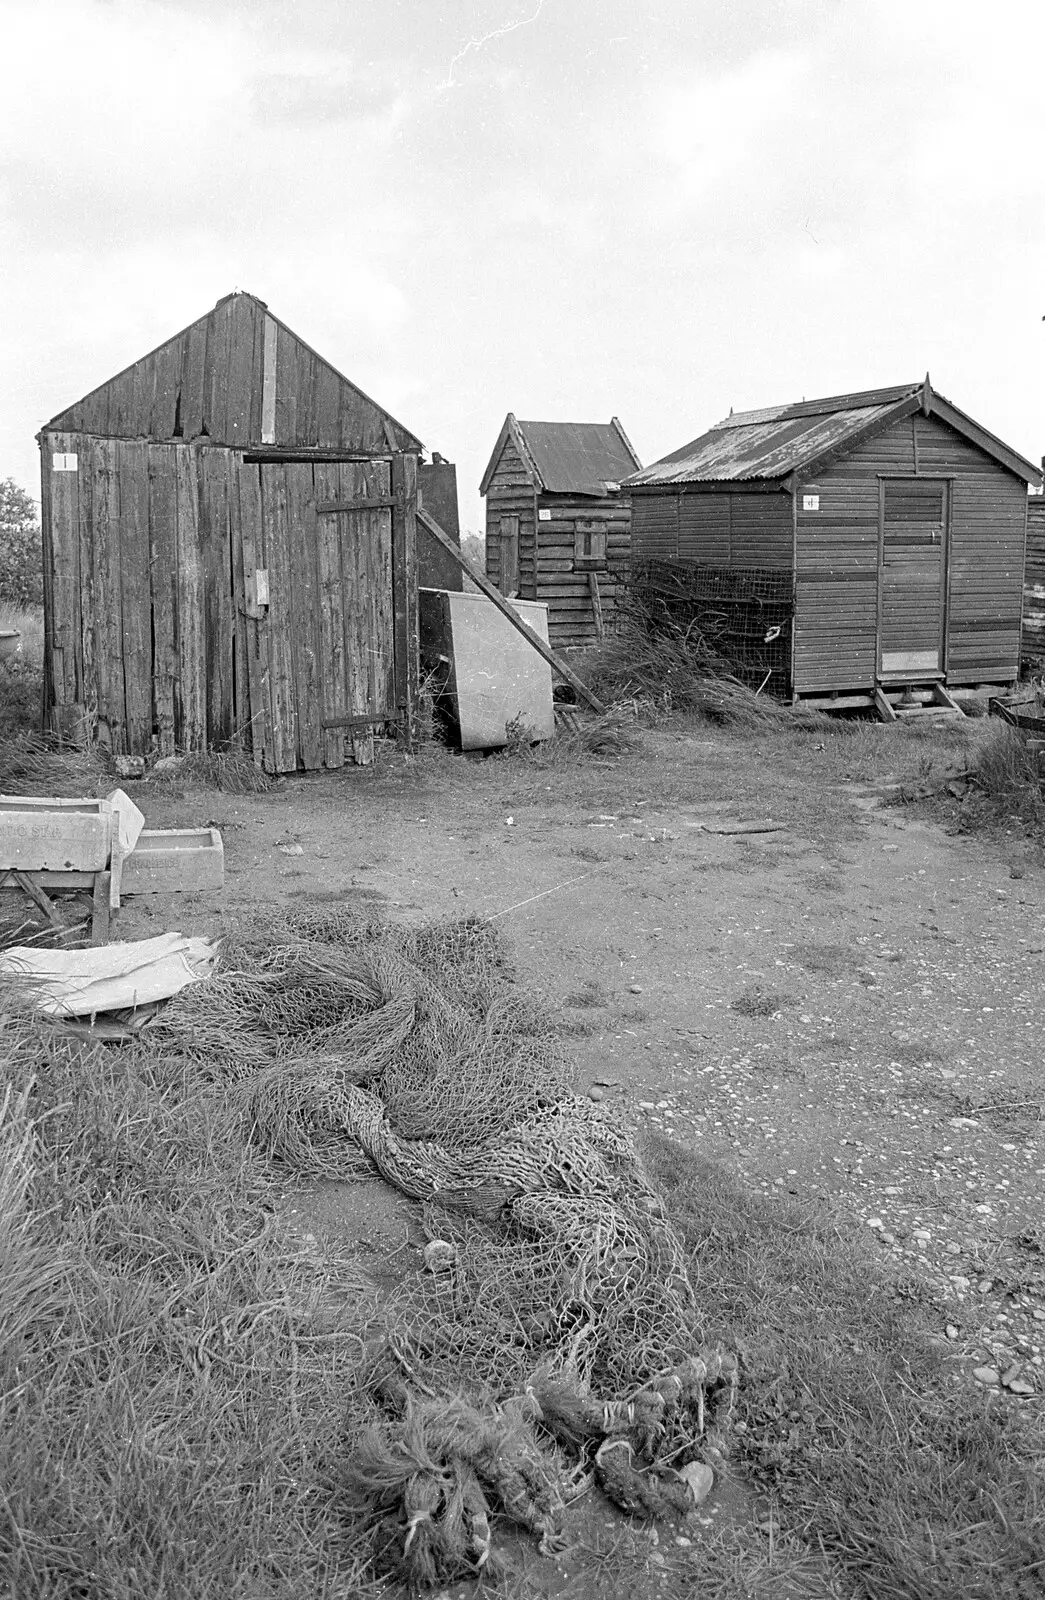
top-left (973, 1366), bottom-right (1000, 1386)
top-left (588, 1086), bottom-right (605, 1102)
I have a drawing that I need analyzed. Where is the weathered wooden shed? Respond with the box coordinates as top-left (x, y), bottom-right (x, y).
top-left (625, 379), bottom-right (1042, 711)
top-left (480, 415), bottom-right (641, 648)
top-left (39, 290), bottom-right (423, 772)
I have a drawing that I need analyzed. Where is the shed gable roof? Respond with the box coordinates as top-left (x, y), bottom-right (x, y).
top-left (43, 291), bottom-right (422, 454)
top-left (626, 379), bottom-right (1041, 488)
top-left (480, 414), bottom-right (641, 496)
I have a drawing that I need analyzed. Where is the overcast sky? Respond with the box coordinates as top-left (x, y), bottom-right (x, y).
top-left (2, 0), bottom-right (1043, 533)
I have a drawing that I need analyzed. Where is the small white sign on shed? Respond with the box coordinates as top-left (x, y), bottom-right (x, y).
top-left (52, 453), bottom-right (78, 472)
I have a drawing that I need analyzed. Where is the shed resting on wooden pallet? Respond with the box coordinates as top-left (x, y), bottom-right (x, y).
top-left (39, 291), bottom-right (424, 774)
top-left (625, 378), bottom-right (1043, 718)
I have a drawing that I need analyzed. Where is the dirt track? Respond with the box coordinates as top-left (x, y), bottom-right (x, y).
top-left (124, 724), bottom-right (1044, 1416)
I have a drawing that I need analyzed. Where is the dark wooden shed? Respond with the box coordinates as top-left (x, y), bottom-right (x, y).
top-left (625, 379), bottom-right (1042, 712)
top-left (38, 290), bottom-right (423, 772)
top-left (480, 415), bottom-right (641, 648)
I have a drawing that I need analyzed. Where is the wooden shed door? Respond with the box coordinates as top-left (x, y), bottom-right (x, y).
top-left (252, 461), bottom-right (395, 772)
top-left (499, 515), bottom-right (520, 597)
top-left (878, 479), bottom-right (948, 678)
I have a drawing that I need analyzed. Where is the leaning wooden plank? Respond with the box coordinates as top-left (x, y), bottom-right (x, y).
top-left (873, 685), bottom-right (898, 723)
top-left (417, 508), bottom-right (604, 712)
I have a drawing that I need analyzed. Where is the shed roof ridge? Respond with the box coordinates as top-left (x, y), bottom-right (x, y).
top-left (42, 290), bottom-right (423, 453)
top-left (709, 382), bottom-right (923, 430)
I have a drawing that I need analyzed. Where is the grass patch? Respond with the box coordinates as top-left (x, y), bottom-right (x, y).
top-left (966, 721), bottom-right (1045, 831)
top-left (0, 982), bottom-right (382, 1600)
top-left (649, 1137), bottom-right (1045, 1600)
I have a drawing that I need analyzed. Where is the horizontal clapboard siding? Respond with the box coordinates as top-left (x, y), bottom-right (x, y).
top-left (631, 492), bottom-right (679, 559)
top-left (634, 488), bottom-right (792, 569)
top-left (793, 413), bottom-right (1026, 690)
top-left (534, 495), bottom-right (631, 647)
top-left (920, 418), bottom-right (1025, 683)
top-left (1023, 498), bottom-right (1045, 659)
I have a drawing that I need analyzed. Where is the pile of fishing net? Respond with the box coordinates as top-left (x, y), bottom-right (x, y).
top-left (158, 909), bottom-right (737, 1587)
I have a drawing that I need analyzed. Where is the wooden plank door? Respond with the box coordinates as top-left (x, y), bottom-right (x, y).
top-left (878, 478), bottom-right (948, 678)
top-left (253, 460), bottom-right (396, 772)
top-left (499, 514), bottom-right (520, 597)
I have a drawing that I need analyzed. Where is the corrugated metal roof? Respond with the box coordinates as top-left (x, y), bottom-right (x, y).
top-left (517, 420), bottom-right (640, 494)
top-left (626, 384), bottom-right (923, 486)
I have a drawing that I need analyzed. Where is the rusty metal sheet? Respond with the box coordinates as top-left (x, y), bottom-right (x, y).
top-left (624, 384), bottom-right (934, 487)
top-left (627, 402), bottom-right (907, 486)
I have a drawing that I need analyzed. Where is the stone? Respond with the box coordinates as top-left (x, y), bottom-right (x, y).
top-left (972, 1366), bottom-right (1000, 1386)
top-left (423, 1240), bottom-right (456, 1274)
top-left (678, 1461), bottom-right (714, 1506)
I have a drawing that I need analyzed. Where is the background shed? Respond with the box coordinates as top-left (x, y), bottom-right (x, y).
top-left (39, 291), bottom-right (423, 772)
top-left (625, 379), bottom-right (1042, 709)
top-left (1022, 496), bottom-right (1045, 668)
top-left (480, 415), bottom-right (641, 648)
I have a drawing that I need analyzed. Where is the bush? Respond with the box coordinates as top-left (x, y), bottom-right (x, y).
top-left (0, 479), bottom-right (43, 609)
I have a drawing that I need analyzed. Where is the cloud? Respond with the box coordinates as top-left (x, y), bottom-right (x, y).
top-left (649, 47), bottom-right (813, 209)
top-left (247, 67), bottom-right (408, 131)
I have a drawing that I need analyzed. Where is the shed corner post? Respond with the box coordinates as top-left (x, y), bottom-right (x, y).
top-left (391, 450), bottom-right (419, 749)
top-left (38, 431), bottom-right (56, 734)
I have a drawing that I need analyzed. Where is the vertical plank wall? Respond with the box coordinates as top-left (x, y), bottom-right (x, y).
top-left (41, 435), bottom-right (237, 757)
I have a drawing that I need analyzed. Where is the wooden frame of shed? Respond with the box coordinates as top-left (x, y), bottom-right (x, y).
top-left (38, 291), bottom-right (422, 774)
top-left (480, 415), bottom-right (641, 648)
top-left (625, 379), bottom-right (1042, 710)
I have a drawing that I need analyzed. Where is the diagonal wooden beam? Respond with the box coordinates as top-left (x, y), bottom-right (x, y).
top-left (417, 507), bottom-right (605, 712)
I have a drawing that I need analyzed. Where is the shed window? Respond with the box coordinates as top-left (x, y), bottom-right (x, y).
top-left (883, 480), bottom-right (945, 546)
top-left (574, 525), bottom-right (607, 569)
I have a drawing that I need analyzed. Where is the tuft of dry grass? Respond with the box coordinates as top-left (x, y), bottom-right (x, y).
top-left (0, 731), bottom-right (109, 796)
top-left (147, 747), bottom-right (276, 794)
top-left (577, 610), bottom-right (827, 734)
top-left (968, 721), bottom-right (1045, 829)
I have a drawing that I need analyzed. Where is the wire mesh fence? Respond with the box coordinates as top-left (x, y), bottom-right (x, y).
top-left (622, 559), bottom-right (795, 694)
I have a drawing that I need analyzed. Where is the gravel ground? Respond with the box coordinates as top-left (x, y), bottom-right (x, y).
top-left (133, 722), bottom-right (1044, 1415)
